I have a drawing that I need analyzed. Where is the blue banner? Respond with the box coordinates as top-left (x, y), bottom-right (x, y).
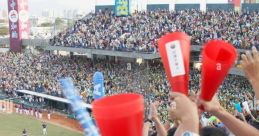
top-left (93, 72), bottom-right (105, 100)
top-left (115, 0), bottom-right (129, 16)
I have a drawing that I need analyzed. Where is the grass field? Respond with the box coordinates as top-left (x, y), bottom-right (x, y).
top-left (0, 113), bottom-right (83, 136)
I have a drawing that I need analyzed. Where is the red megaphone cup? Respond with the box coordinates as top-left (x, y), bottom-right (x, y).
top-left (200, 40), bottom-right (237, 101)
top-left (92, 93), bottom-right (144, 136)
top-left (158, 32), bottom-right (191, 95)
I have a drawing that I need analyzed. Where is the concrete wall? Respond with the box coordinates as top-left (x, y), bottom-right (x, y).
top-left (95, 0), bottom-right (115, 12)
top-left (242, 4), bottom-right (259, 11)
top-left (95, 0), bottom-right (230, 5)
top-left (95, 5), bottom-right (114, 12)
top-left (206, 0), bottom-right (229, 3)
top-left (94, 0), bottom-right (258, 11)
top-left (147, 4), bottom-right (169, 11)
top-left (207, 4), bottom-right (234, 10)
top-left (175, 0), bottom-right (201, 4)
top-left (175, 4), bottom-right (200, 10)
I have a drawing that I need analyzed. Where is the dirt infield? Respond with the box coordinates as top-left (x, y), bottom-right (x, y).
top-left (41, 111), bottom-right (84, 134)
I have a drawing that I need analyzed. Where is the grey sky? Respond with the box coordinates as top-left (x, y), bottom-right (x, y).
top-left (1, 0), bottom-right (95, 17)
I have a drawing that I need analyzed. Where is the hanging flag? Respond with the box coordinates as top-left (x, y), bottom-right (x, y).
top-left (93, 72), bottom-right (105, 100)
top-left (229, 0), bottom-right (241, 8)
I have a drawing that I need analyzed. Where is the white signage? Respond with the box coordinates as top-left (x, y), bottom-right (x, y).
top-left (165, 40), bottom-right (185, 77)
top-left (127, 63), bottom-right (131, 70)
top-left (9, 10), bottom-right (18, 23)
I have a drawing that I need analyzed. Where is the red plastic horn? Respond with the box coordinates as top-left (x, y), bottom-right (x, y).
top-left (93, 93), bottom-right (144, 136)
top-left (158, 32), bottom-right (191, 95)
top-left (200, 40), bottom-right (237, 101)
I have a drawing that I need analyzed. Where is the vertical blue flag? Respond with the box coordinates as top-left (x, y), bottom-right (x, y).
top-left (93, 72), bottom-right (105, 100)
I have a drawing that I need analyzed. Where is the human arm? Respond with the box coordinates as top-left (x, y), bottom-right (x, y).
top-left (249, 112), bottom-right (256, 121)
top-left (239, 112), bottom-right (247, 123)
top-left (199, 97), bottom-right (259, 136)
top-left (169, 93), bottom-right (199, 136)
top-left (240, 46), bottom-right (259, 100)
top-left (142, 101), bottom-right (168, 136)
top-left (142, 120), bottom-right (152, 136)
top-left (150, 102), bottom-right (167, 136)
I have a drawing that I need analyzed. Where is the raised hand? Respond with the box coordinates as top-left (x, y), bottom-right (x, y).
top-left (241, 46), bottom-right (259, 100)
top-left (241, 46), bottom-right (259, 82)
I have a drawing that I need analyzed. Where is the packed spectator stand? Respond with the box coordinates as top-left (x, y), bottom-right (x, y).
top-left (50, 9), bottom-right (259, 52)
top-left (1, 8), bottom-right (259, 136)
top-left (0, 52), bottom-right (254, 124)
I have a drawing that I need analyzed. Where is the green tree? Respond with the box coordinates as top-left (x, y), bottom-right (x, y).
top-left (0, 19), bottom-right (5, 23)
top-left (55, 18), bottom-right (64, 26)
top-left (67, 19), bottom-right (75, 28)
top-left (55, 18), bottom-right (65, 29)
top-left (40, 22), bottom-right (53, 27)
top-left (0, 27), bottom-right (9, 36)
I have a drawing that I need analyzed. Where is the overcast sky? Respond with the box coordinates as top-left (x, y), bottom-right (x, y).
top-left (1, 0), bottom-right (95, 17)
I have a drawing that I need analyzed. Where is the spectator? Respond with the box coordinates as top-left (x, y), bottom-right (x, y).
top-left (50, 10), bottom-right (258, 52)
top-left (0, 51), bottom-right (255, 124)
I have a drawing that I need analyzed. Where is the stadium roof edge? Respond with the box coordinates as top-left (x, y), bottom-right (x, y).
top-left (0, 38), bottom-right (249, 59)
top-left (15, 90), bottom-right (92, 109)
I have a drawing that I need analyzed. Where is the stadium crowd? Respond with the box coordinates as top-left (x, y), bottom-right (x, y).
top-left (0, 51), bottom-right (255, 124)
top-left (1, 2), bottom-right (259, 135)
top-left (50, 10), bottom-right (259, 52)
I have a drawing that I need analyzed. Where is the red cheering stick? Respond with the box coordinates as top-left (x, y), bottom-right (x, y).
top-left (200, 40), bottom-right (237, 101)
top-left (158, 32), bottom-right (191, 95)
top-left (93, 93), bottom-right (144, 136)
